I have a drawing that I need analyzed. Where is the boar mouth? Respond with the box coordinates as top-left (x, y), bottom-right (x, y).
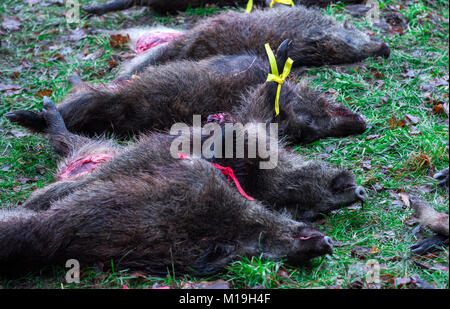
top-left (292, 232), bottom-right (324, 241)
top-left (331, 113), bottom-right (367, 136)
top-left (295, 235), bottom-right (313, 240)
top-left (369, 38), bottom-right (391, 59)
top-left (288, 235), bottom-right (334, 263)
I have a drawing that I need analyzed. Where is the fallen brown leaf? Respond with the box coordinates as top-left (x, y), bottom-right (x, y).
top-left (365, 134), bottom-right (381, 141)
top-left (404, 114), bottom-right (420, 125)
top-left (370, 246), bottom-right (381, 254)
top-left (84, 50), bottom-right (103, 61)
top-left (362, 161), bottom-right (372, 170)
top-left (413, 260), bottom-right (449, 272)
top-left (433, 104), bottom-right (443, 114)
top-left (388, 114), bottom-right (407, 129)
top-left (389, 26), bottom-right (404, 35)
top-left (393, 277), bottom-right (411, 287)
top-left (110, 34), bottom-right (129, 48)
top-left (398, 192), bottom-right (410, 208)
top-left (373, 70), bottom-right (385, 79)
top-left (8, 129), bottom-right (29, 138)
top-left (1, 16), bottom-right (21, 31)
top-left (409, 153), bottom-right (433, 170)
top-left (327, 88), bottom-right (337, 95)
top-left (351, 246), bottom-right (370, 260)
top-left (372, 183), bottom-right (384, 192)
top-left (27, 0), bottom-right (42, 5)
top-left (390, 276), bottom-right (435, 289)
top-left (1, 165), bottom-right (11, 172)
top-left (68, 29), bottom-right (87, 42)
top-left (0, 83), bottom-right (21, 92)
top-left (37, 89), bottom-right (52, 98)
top-left (409, 126), bottom-right (422, 136)
top-left (52, 53), bottom-right (65, 61)
top-left (108, 59), bottom-right (118, 69)
top-left (422, 76), bottom-right (449, 91)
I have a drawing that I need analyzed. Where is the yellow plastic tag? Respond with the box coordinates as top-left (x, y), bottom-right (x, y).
top-left (265, 43), bottom-right (293, 117)
top-left (269, 0), bottom-right (295, 8)
top-left (246, 0), bottom-right (253, 12)
top-left (247, 0), bottom-right (294, 13)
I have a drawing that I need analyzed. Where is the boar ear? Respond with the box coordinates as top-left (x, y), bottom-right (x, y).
top-left (275, 39), bottom-right (292, 74)
top-left (261, 39), bottom-right (292, 119)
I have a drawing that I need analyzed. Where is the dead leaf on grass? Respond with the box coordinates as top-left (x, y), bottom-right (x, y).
top-left (413, 260), bottom-right (449, 272)
top-left (1, 16), bottom-right (21, 31)
top-left (37, 89), bottom-right (52, 98)
top-left (408, 153), bottom-right (433, 170)
top-left (351, 246), bottom-right (371, 260)
top-left (110, 34), bottom-right (129, 48)
top-left (8, 129), bottom-right (29, 138)
top-left (389, 26), bottom-right (404, 35)
top-left (404, 114), bottom-right (420, 125)
top-left (365, 134), bottom-right (381, 141)
top-left (388, 114), bottom-right (406, 129)
top-left (409, 126), bottom-right (422, 136)
top-left (370, 246), bottom-right (381, 254)
top-left (433, 104), bottom-right (444, 114)
top-left (398, 192), bottom-right (410, 208)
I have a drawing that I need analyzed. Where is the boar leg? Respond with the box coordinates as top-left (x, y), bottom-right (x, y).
top-left (6, 97), bottom-right (100, 156)
top-left (0, 160), bottom-right (332, 275)
top-left (21, 179), bottom-right (91, 212)
top-left (6, 99), bottom-right (115, 211)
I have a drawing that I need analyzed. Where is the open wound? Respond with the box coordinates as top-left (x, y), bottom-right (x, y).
top-left (136, 30), bottom-right (183, 54)
top-left (57, 153), bottom-right (115, 180)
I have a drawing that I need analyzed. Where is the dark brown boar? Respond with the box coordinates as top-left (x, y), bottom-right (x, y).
top-left (118, 6), bottom-right (390, 78)
top-left (7, 96), bottom-right (367, 222)
top-left (6, 41), bottom-right (366, 144)
top-left (82, 0), bottom-right (364, 15)
top-left (202, 111), bottom-right (368, 221)
top-left (1, 98), bottom-right (338, 275)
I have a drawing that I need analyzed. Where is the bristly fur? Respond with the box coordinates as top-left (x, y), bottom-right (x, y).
top-left (8, 45), bottom-right (366, 142)
top-left (82, 0), bottom-right (365, 16)
top-left (1, 100), bottom-right (342, 276)
top-left (117, 6), bottom-right (390, 78)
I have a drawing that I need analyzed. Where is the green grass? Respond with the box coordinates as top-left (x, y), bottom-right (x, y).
top-left (0, 0), bottom-right (448, 289)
